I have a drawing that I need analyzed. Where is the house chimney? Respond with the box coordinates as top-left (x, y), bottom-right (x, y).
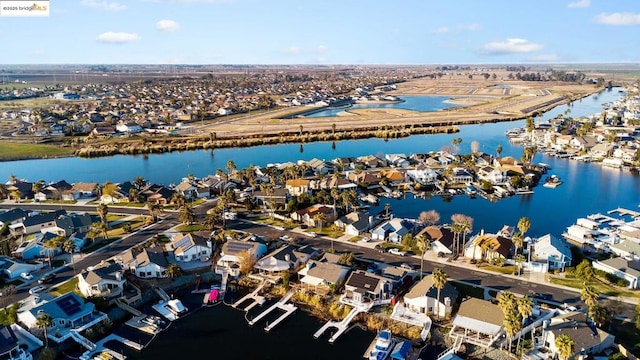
top-left (115, 272), bottom-right (122, 281)
top-left (285, 254), bottom-right (291, 262)
top-left (369, 216), bottom-right (374, 226)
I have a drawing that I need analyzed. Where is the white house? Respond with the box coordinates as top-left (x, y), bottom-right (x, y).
top-left (297, 260), bottom-right (350, 293)
top-left (254, 244), bottom-right (321, 274)
top-left (371, 218), bottom-right (414, 243)
top-left (334, 211), bottom-right (378, 237)
top-left (476, 166), bottom-right (508, 185)
top-left (593, 257), bottom-right (640, 289)
top-left (124, 248), bottom-right (168, 279)
top-left (77, 261), bottom-right (126, 299)
top-left (531, 234), bottom-right (572, 272)
top-left (217, 239), bottom-right (268, 271)
top-left (168, 233), bottom-right (212, 262)
top-left (541, 312), bottom-right (615, 359)
top-left (449, 298), bottom-right (504, 348)
top-left (406, 165), bottom-right (439, 185)
top-left (403, 274), bottom-right (459, 318)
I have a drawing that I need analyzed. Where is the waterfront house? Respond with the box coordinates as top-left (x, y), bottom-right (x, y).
top-left (70, 182), bottom-right (98, 199)
top-left (297, 260), bottom-right (350, 295)
top-left (380, 169), bottom-right (406, 185)
top-left (385, 154), bottom-right (410, 168)
top-left (174, 181), bottom-right (198, 201)
top-left (123, 247), bottom-right (168, 279)
top-left (590, 143), bottom-right (614, 158)
top-left (379, 265), bottom-right (414, 290)
top-left (402, 274), bottom-right (458, 318)
top-left (341, 270), bottom-right (393, 306)
top-left (449, 298), bottom-right (504, 348)
top-left (356, 155), bottom-right (387, 168)
top-left (371, 218), bottom-right (414, 243)
top-left (217, 239), bottom-right (268, 272)
top-left (0, 325), bottom-right (35, 360)
top-left (346, 170), bottom-right (381, 189)
top-left (420, 226), bottom-right (454, 256)
top-left (254, 244), bottom-right (321, 274)
top-left (607, 240), bottom-right (640, 261)
top-left (17, 292), bottom-right (108, 344)
top-left (476, 166), bottom-right (508, 185)
top-left (77, 260), bottom-right (126, 299)
top-left (285, 179), bottom-right (311, 196)
top-left (334, 210), bottom-right (378, 237)
top-left (253, 187), bottom-right (289, 206)
top-left (449, 168), bottom-right (473, 184)
top-left (592, 257), bottom-right (640, 289)
top-left (463, 233), bottom-right (512, 261)
top-left (306, 158), bottom-right (330, 174)
top-left (406, 165), bottom-right (439, 186)
top-left (168, 233), bottom-right (212, 262)
top-left (291, 204), bottom-right (335, 228)
top-left (541, 312), bottom-right (615, 359)
top-left (6, 181), bottom-right (34, 201)
top-left (326, 175), bottom-right (358, 190)
top-left (530, 234), bottom-right (572, 272)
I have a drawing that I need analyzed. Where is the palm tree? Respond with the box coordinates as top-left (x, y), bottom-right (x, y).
top-left (512, 232), bottom-right (524, 256)
top-left (134, 176), bottom-right (146, 189)
top-left (179, 204), bottom-right (197, 225)
top-left (416, 234), bottom-right (430, 280)
top-left (589, 304), bottom-right (610, 328)
top-left (516, 296), bottom-right (534, 353)
top-left (555, 334), bottom-right (575, 360)
top-left (581, 285), bottom-right (598, 309)
top-left (91, 222), bottom-right (109, 241)
top-left (36, 312), bottom-right (53, 347)
top-left (43, 238), bottom-right (62, 268)
top-left (166, 263), bottom-right (183, 279)
top-left (384, 203), bottom-right (391, 218)
top-left (496, 144), bottom-right (503, 158)
top-left (11, 190), bottom-right (21, 203)
top-left (313, 213), bottom-right (327, 232)
top-left (97, 203), bottom-right (109, 225)
top-left (226, 160), bottom-right (237, 181)
top-left (497, 291), bottom-right (517, 315)
top-left (517, 217), bottom-right (531, 238)
top-left (171, 192), bottom-right (185, 208)
top-left (62, 239), bottom-right (77, 274)
top-left (432, 268), bottom-right (447, 320)
top-left (504, 311), bottom-right (521, 353)
top-left (147, 201), bottom-right (163, 222)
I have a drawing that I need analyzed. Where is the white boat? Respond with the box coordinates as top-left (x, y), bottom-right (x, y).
top-left (369, 329), bottom-right (395, 360)
top-left (166, 299), bottom-right (188, 317)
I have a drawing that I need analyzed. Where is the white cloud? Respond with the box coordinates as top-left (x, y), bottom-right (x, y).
top-left (594, 12), bottom-right (640, 26)
top-left (314, 45), bottom-right (328, 54)
top-left (432, 27), bottom-right (449, 34)
top-left (280, 46), bottom-right (300, 55)
top-left (482, 38), bottom-right (543, 55)
top-left (156, 20), bottom-right (180, 32)
top-left (80, 0), bottom-right (128, 11)
top-left (567, 0), bottom-right (590, 8)
top-left (96, 32), bottom-right (140, 44)
top-left (528, 53), bottom-right (560, 62)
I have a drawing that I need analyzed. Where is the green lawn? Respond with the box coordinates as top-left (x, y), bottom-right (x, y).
top-left (42, 199), bottom-right (77, 204)
top-left (307, 226), bottom-right (344, 238)
top-left (477, 263), bottom-right (518, 275)
top-left (176, 224), bottom-right (206, 232)
top-left (0, 143), bottom-right (73, 161)
top-left (549, 276), bottom-right (640, 298)
top-left (252, 216), bottom-right (297, 229)
top-left (49, 277), bottom-right (80, 297)
top-left (106, 214), bottom-right (126, 222)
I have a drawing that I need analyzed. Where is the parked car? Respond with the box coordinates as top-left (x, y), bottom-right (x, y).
top-left (305, 232), bottom-right (317, 238)
top-left (400, 263), bottom-right (415, 270)
top-left (280, 235), bottom-right (292, 242)
top-left (374, 244), bottom-right (384, 253)
top-left (28, 285), bottom-right (47, 295)
top-left (388, 248), bottom-right (407, 256)
top-left (20, 272), bottom-right (33, 281)
top-left (530, 291), bottom-right (553, 301)
top-left (38, 274), bottom-right (56, 284)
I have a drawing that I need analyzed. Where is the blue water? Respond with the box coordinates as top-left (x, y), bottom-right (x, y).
top-left (1, 89), bottom-right (631, 238)
top-left (305, 95), bottom-right (456, 117)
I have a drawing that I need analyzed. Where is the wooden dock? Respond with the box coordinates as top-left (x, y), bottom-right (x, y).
top-left (232, 282), bottom-right (266, 310)
top-left (314, 303), bottom-right (373, 343)
top-left (247, 290), bottom-right (297, 332)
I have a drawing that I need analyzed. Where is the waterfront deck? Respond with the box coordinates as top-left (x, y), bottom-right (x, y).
top-left (608, 207), bottom-right (640, 219)
top-left (247, 290), bottom-right (297, 332)
top-left (232, 281), bottom-right (266, 311)
top-left (314, 302), bottom-right (373, 343)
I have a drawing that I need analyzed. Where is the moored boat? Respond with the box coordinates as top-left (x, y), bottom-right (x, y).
top-left (369, 329), bottom-right (395, 360)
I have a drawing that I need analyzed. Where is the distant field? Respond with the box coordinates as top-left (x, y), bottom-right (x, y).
top-left (0, 142), bottom-right (74, 161)
top-left (0, 97), bottom-right (58, 110)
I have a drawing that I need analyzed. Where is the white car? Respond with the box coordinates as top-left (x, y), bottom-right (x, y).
top-left (20, 272), bottom-right (34, 281)
top-left (388, 248), bottom-right (407, 256)
top-left (280, 235), bottom-right (292, 242)
top-left (28, 285), bottom-right (47, 295)
top-left (305, 232), bottom-right (317, 238)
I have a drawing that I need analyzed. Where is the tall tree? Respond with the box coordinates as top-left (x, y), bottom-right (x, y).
top-left (517, 217), bottom-right (531, 238)
top-left (432, 268), bottom-right (447, 320)
top-left (555, 334), bottom-right (575, 360)
top-left (496, 144), bottom-right (503, 158)
top-left (313, 213), bottom-right (327, 231)
top-left (147, 202), bottom-right (163, 222)
top-left (36, 312), bottom-right (53, 348)
top-left (62, 239), bottom-right (77, 274)
top-left (581, 285), bottom-right (598, 309)
top-left (166, 263), bottom-right (183, 279)
top-left (43, 237), bottom-right (62, 268)
top-left (416, 234), bottom-right (430, 280)
top-left (97, 203), bottom-right (109, 226)
top-left (419, 210), bottom-right (440, 226)
top-left (516, 297), bottom-right (534, 353)
top-left (226, 159), bottom-right (237, 181)
top-left (179, 204), bottom-right (197, 225)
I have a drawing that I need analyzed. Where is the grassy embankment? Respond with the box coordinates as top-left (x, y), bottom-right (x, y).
top-left (0, 142), bottom-right (74, 161)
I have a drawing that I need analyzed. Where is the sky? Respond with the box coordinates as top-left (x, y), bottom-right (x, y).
top-left (1, 0), bottom-right (640, 65)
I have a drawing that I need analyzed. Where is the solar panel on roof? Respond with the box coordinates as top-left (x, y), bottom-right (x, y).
top-left (227, 242), bottom-right (253, 254)
top-left (174, 235), bottom-right (192, 249)
top-left (56, 296), bottom-right (82, 316)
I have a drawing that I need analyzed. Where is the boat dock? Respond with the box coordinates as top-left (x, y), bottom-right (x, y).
top-left (248, 290), bottom-right (297, 332)
top-left (314, 303), bottom-right (373, 343)
top-left (232, 281), bottom-right (266, 311)
top-left (608, 207), bottom-right (640, 218)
